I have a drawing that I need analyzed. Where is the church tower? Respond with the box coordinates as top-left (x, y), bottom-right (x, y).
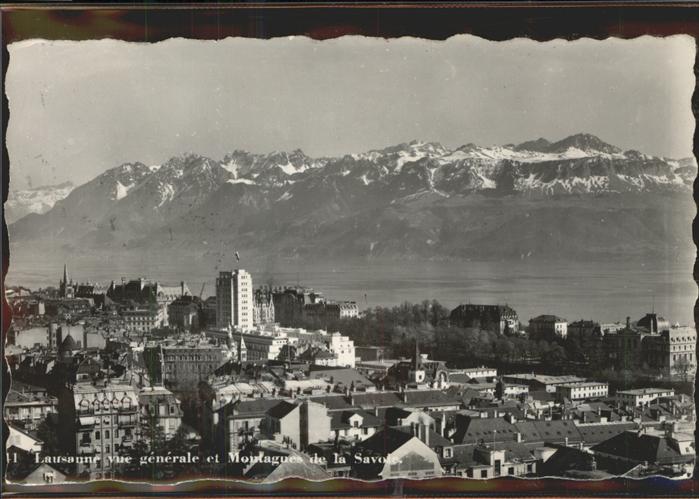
top-left (409, 338), bottom-right (426, 384)
top-left (59, 264), bottom-right (75, 299)
top-left (238, 335), bottom-right (247, 363)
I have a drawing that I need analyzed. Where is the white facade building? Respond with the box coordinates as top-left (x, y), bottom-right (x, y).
top-left (327, 332), bottom-right (355, 368)
top-left (556, 381), bottom-right (609, 401)
top-left (216, 269), bottom-right (253, 331)
top-left (229, 331), bottom-right (288, 361)
top-left (461, 367), bottom-right (498, 379)
top-left (122, 306), bottom-right (166, 333)
top-left (616, 388), bottom-right (675, 407)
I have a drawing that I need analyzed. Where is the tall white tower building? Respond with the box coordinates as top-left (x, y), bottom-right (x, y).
top-left (216, 269), bottom-right (253, 331)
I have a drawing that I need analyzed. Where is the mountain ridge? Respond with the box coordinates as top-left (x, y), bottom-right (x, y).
top-left (7, 134), bottom-right (696, 261)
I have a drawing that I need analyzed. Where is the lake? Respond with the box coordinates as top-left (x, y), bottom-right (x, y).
top-left (6, 249), bottom-right (696, 327)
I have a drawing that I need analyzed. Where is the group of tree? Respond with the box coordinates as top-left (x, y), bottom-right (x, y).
top-left (287, 299), bottom-right (571, 368)
top-left (115, 418), bottom-right (195, 480)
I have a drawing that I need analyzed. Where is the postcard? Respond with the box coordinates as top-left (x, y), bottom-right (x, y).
top-left (2, 8), bottom-right (696, 496)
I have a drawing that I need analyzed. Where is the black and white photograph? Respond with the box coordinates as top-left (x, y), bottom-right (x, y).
top-left (2, 27), bottom-right (697, 488)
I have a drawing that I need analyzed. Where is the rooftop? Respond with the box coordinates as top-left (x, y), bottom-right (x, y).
top-left (226, 398), bottom-right (286, 418)
top-left (531, 315), bottom-right (567, 322)
top-left (266, 400), bottom-right (298, 419)
top-left (403, 389), bottom-right (462, 408)
top-left (358, 427), bottom-right (414, 454)
top-left (591, 430), bottom-right (694, 465)
top-left (504, 374), bottom-right (586, 385)
top-left (617, 388), bottom-right (675, 396)
top-left (330, 410), bottom-right (381, 430)
top-left (557, 381), bottom-right (608, 388)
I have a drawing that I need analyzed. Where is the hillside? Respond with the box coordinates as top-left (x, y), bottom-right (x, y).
top-left (8, 134), bottom-right (696, 262)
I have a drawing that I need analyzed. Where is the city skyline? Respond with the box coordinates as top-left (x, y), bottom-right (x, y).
top-left (5, 257), bottom-right (696, 483)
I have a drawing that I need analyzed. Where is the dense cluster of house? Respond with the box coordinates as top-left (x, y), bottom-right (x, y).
top-left (10, 266), bottom-right (360, 336)
top-left (3, 266), bottom-right (696, 484)
top-left (522, 312), bottom-right (696, 378)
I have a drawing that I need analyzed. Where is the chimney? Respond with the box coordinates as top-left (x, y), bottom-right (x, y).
top-left (181, 281), bottom-right (185, 297)
top-left (423, 424), bottom-right (430, 446)
top-left (83, 328), bottom-right (88, 350)
top-left (439, 415), bottom-right (446, 436)
top-left (516, 432), bottom-right (522, 443)
top-left (564, 436), bottom-right (569, 447)
top-left (626, 316), bottom-right (630, 329)
top-left (56, 327), bottom-right (63, 350)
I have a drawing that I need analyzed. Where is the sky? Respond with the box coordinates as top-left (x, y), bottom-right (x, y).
top-left (6, 34), bottom-right (696, 190)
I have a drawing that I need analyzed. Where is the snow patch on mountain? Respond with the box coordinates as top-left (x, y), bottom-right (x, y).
top-left (278, 161), bottom-right (298, 176)
top-left (157, 183), bottom-right (176, 207)
top-left (351, 150), bottom-right (382, 162)
top-left (5, 181), bottom-right (74, 223)
top-left (516, 174), bottom-right (611, 193)
top-left (440, 144), bottom-right (626, 164)
top-left (227, 178), bottom-right (256, 186)
top-left (277, 191), bottom-right (293, 202)
top-left (221, 159), bottom-right (239, 178)
top-left (477, 173), bottom-right (497, 189)
top-left (114, 181), bottom-right (134, 200)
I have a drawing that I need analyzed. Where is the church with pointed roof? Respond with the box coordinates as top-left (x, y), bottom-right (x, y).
top-left (59, 264), bottom-right (75, 299)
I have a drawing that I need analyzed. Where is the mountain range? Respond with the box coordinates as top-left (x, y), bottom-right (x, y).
top-left (5, 181), bottom-right (74, 224)
top-left (7, 134), bottom-right (696, 261)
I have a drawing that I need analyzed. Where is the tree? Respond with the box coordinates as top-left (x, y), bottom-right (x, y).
top-left (494, 379), bottom-right (504, 400)
top-left (5, 448), bottom-right (37, 481)
top-left (673, 356), bottom-right (693, 382)
top-left (36, 418), bottom-right (61, 459)
top-left (117, 416), bottom-right (167, 480)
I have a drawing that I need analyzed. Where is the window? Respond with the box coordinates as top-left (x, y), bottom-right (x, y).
top-left (95, 431), bottom-right (101, 440)
top-left (105, 430), bottom-right (110, 439)
top-left (508, 467), bottom-right (515, 475)
top-left (480, 470), bottom-right (488, 478)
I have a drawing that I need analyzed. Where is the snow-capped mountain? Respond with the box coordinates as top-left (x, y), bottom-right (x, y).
top-left (8, 134), bottom-right (696, 261)
top-left (5, 181), bottom-right (74, 223)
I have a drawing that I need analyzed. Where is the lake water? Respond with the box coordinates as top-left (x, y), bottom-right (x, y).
top-left (6, 250), bottom-right (696, 326)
